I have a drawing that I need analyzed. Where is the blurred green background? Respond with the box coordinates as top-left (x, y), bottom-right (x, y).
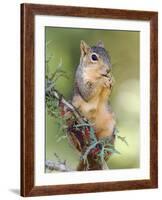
top-left (45, 27), bottom-right (140, 170)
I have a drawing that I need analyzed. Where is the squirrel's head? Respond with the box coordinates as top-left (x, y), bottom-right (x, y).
top-left (80, 40), bottom-right (111, 77)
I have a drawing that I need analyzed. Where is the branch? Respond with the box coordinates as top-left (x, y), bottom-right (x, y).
top-left (45, 153), bottom-right (74, 172)
top-left (46, 85), bottom-right (84, 123)
top-left (45, 159), bottom-right (109, 172)
top-left (47, 81), bottom-right (91, 125)
top-left (46, 78), bottom-right (116, 171)
top-left (45, 160), bottom-right (73, 172)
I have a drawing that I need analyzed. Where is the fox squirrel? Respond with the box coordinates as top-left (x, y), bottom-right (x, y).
top-left (72, 40), bottom-right (116, 140)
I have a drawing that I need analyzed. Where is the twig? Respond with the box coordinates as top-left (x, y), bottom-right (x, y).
top-left (46, 84), bottom-right (85, 123)
top-left (45, 154), bottom-right (73, 172)
top-left (45, 160), bottom-right (73, 172)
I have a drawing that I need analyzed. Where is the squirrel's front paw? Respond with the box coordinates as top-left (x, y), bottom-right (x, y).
top-left (103, 74), bottom-right (114, 89)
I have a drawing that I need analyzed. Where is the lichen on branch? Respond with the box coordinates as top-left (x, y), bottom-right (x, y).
top-left (45, 71), bottom-right (117, 171)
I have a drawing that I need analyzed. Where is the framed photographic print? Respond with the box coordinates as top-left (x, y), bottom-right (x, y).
top-left (21, 3), bottom-right (158, 197)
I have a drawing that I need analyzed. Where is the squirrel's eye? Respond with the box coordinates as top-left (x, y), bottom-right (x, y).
top-left (91, 54), bottom-right (98, 61)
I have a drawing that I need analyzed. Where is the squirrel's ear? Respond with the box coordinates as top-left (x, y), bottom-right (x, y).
top-left (96, 40), bottom-right (104, 48)
top-left (80, 40), bottom-right (90, 56)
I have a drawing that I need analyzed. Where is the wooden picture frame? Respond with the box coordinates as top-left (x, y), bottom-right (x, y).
top-left (21, 3), bottom-right (158, 197)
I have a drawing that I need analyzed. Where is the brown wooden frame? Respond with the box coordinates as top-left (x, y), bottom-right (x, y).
top-left (21, 3), bottom-right (158, 197)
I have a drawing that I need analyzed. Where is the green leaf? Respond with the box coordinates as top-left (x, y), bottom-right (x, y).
top-left (117, 135), bottom-right (129, 146)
